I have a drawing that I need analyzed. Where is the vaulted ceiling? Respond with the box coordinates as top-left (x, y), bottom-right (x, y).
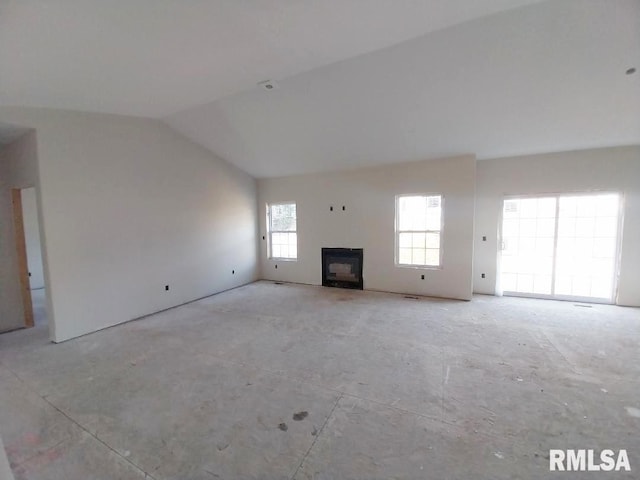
top-left (1, 0), bottom-right (638, 177)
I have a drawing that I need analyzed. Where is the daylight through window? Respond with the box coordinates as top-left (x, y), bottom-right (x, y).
top-left (268, 203), bottom-right (297, 259)
top-left (396, 195), bottom-right (442, 267)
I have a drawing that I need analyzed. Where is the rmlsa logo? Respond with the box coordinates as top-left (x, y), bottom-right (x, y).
top-left (549, 449), bottom-right (631, 472)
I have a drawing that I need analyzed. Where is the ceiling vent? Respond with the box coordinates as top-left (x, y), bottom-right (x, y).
top-left (258, 80), bottom-right (279, 91)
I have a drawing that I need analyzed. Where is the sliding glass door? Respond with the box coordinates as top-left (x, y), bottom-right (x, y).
top-left (501, 196), bottom-right (557, 296)
top-left (500, 192), bottom-right (621, 303)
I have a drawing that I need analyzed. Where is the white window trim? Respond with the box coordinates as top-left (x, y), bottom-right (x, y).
top-left (267, 202), bottom-right (298, 261)
top-left (395, 194), bottom-right (444, 270)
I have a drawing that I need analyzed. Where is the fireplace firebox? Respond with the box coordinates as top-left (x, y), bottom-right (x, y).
top-left (321, 248), bottom-right (363, 290)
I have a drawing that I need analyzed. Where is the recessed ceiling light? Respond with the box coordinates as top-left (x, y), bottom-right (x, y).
top-left (626, 67), bottom-right (636, 75)
top-left (258, 80), bottom-right (279, 91)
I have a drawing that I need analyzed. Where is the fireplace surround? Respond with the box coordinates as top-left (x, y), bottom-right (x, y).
top-left (321, 248), bottom-right (363, 290)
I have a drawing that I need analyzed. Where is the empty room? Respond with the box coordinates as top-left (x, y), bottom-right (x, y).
top-left (0, 1), bottom-right (639, 479)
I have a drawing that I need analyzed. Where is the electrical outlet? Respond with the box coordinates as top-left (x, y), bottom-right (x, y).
top-left (165, 285), bottom-right (169, 291)
top-left (275, 264), bottom-right (278, 269)
top-left (342, 205), bottom-right (346, 211)
top-left (421, 274), bottom-right (425, 280)
top-left (481, 273), bottom-right (486, 279)
top-left (232, 270), bottom-right (235, 274)
top-left (482, 236), bottom-right (487, 241)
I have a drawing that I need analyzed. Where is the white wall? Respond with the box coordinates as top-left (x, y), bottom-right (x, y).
top-left (0, 107), bottom-right (258, 342)
top-left (474, 146), bottom-right (640, 307)
top-left (21, 187), bottom-right (45, 290)
top-left (0, 131), bottom-right (39, 332)
top-left (258, 155), bottom-right (476, 300)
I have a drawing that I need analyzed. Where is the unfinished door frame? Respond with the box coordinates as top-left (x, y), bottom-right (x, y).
top-left (498, 190), bottom-right (624, 304)
top-left (11, 188), bottom-right (34, 327)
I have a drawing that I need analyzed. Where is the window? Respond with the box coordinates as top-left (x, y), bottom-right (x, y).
top-left (396, 195), bottom-right (442, 267)
top-left (268, 203), bottom-right (297, 259)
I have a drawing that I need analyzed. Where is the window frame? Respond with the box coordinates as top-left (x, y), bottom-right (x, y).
top-left (267, 202), bottom-right (298, 261)
top-left (395, 193), bottom-right (444, 269)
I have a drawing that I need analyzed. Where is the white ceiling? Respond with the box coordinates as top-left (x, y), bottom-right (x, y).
top-left (167, 0), bottom-right (640, 177)
top-left (1, 1), bottom-right (638, 178)
top-left (0, 0), bottom-right (543, 117)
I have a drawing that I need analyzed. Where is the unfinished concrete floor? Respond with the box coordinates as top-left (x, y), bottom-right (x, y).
top-left (0, 281), bottom-right (639, 479)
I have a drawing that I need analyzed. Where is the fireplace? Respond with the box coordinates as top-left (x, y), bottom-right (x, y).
top-left (321, 248), bottom-right (363, 290)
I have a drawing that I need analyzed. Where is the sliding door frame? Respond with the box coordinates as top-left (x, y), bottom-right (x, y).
top-left (498, 190), bottom-right (624, 305)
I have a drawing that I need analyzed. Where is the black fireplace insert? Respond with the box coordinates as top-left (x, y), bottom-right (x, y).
top-left (321, 248), bottom-right (363, 290)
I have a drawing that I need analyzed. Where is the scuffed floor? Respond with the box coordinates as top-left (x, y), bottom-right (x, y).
top-left (0, 281), bottom-right (638, 479)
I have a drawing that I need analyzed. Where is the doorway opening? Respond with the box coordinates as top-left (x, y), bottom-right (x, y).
top-left (499, 192), bottom-right (622, 303)
top-left (12, 187), bottom-right (47, 328)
